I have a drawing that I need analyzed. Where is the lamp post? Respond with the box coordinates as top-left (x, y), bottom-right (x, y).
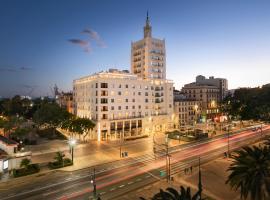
top-left (91, 168), bottom-right (97, 199)
top-left (69, 138), bottom-right (76, 164)
top-left (165, 135), bottom-right (171, 182)
top-left (227, 125), bottom-right (231, 157)
top-left (260, 123), bottom-right (263, 138)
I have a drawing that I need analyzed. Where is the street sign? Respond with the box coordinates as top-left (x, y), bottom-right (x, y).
top-left (160, 170), bottom-right (166, 177)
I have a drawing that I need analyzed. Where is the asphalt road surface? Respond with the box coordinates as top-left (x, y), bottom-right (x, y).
top-left (1, 125), bottom-right (269, 200)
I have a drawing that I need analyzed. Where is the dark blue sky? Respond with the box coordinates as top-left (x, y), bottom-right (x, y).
top-left (1, 0), bottom-right (270, 97)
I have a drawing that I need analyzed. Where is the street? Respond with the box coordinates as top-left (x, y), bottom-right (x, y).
top-left (0, 125), bottom-right (269, 200)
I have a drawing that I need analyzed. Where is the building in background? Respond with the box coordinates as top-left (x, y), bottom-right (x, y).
top-left (195, 75), bottom-right (228, 101)
top-left (173, 89), bottom-right (201, 126)
top-left (56, 92), bottom-right (73, 113)
top-left (181, 84), bottom-right (219, 120)
top-left (131, 12), bottom-right (166, 80)
top-left (73, 14), bottom-right (176, 141)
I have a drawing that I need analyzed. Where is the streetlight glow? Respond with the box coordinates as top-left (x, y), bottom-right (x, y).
top-left (69, 138), bottom-right (76, 146)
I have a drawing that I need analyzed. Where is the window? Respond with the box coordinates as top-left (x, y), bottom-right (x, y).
top-left (102, 114), bottom-right (108, 119)
top-left (125, 99), bottom-right (128, 102)
top-left (101, 83), bottom-right (108, 88)
top-left (111, 98), bottom-right (114, 103)
top-left (145, 99), bottom-right (148, 103)
top-left (132, 105), bottom-right (135, 109)
top-left (100, 98), bottom-right (108, 104)
top-left (119, 84), bottom-right (121, 88)
top-left (96, 83), bottom-right (98, 88)
top-left (118, 91), bottom-right (121, 95)
top-left (126, 106), bottom-right (128, 110)
top-left (138, 105), bottom-right (141, 109)
top-left (111, 106), bottom-right (114, 110)
top-left (125, 84), bottom-right (128, 88)
top-left (101, 90), bottom-right (108, 96)
top-left (101, 106), bottom-right (108, 111)
top-left (132, 99), bottom-right (135, 102)
top-left (138, 92), bottom-right (141, 95)
top-left (145, 92), bottom-right (148, 96)
top-left (118, 106), bottom-right (121, 110)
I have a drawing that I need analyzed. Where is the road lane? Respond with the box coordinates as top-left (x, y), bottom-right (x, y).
top-left (1, 125), bottom-right (269, 200)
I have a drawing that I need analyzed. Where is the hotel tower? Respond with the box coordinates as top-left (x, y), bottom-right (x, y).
top-left (73, 14), bottom-right (176, 141)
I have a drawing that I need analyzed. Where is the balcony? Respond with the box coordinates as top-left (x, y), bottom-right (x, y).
top-left (110, 115), bottom-right (144, 121)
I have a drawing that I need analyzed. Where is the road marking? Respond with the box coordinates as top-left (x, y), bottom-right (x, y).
top-left (119, 184), bottom-right (125, 188)
top-left (127, 181), bottom-right (133, 185)
top-left (147, 172), bottom-right (161, 180)
top-left (110, 188), bottom-right (116, 191)
top-left (99, 192), bottom-right (106, 195)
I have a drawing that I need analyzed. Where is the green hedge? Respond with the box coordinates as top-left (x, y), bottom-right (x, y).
top-left (13, 164), bottom-right (40, 178)
top-left (48, 158), bottom-right (73, 169)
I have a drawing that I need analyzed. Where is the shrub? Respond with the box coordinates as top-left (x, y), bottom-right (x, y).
top-left (48, 158), bottom-right (73, 169)
top-left (13, 164), bottom-right (40, 178)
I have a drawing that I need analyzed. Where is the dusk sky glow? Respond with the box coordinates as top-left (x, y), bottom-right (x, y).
top-left (1, 0), bottom-right (270, 97)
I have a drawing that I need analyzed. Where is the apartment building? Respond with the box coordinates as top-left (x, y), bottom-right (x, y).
top-left (173, 90), bottom-right (201, 126)
top-left (181, 83), bottom-right (219, 119)
top-left (73, 14), bottom-right (176, 141)
top-left (195, 75), bottom-right (228, 101)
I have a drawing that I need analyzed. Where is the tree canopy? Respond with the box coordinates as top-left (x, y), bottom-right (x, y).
top-left (221, 85), bottom-right (270, 121)
top-left (33, 102), bottom-right (71, 128)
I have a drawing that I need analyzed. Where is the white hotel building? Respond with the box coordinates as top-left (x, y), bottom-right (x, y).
top-left (73, 14), bottom-right (176, 141)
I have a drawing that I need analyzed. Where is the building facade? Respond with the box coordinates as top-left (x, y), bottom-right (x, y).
top-left (131, 13), bottom-right (166, 80)
top-left (181, 84), bottom-right (219, 119)
top-left (195, 75), bottom-right (228, 101)
top-left (73, 14), bottom-right (176, 141)
top-left (56, 92), bottom-right (73, 113)
top-left (174, 100), bottom-right (201, 126)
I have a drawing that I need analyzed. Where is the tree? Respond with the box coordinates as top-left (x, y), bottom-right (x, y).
top-left (221, 86), bottom-right (270, 121)
top-left (61, 117), bottom-right (95, 141)
top-left (11, 127), bottom-right (29, 141)
top-left (226, 146), bottom-right (270, 200)
top-left (54, 151), bottom-right (65, 166)
top-left (140, 186), bottom-right (201, 200)
top-left (33, 102), bottom-right (71, 134)
top-left (20, 158), bottom-right (31, 169)
top-left (264, 137), bottom-right (270, 147)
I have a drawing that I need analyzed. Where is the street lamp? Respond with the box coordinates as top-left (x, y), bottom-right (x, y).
top-left (91, 168), bottom-right (98, 199)
top-left (68, 138), bottom-right (76, 164)
top-left (227, 125), bottom-right (231, 157)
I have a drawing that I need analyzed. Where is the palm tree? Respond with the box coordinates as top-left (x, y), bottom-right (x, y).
top-left (20, 158), bottom-right (31, 169)
top-left (140, 186), bottom-right (201, 200)
top-left (264, 137), bottom-right (270, 147)
top-left (226, 146), bottom-right (270, 200)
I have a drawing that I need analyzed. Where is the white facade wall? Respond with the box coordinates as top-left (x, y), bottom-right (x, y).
top-left (73, 71), bottom-right (175, 141)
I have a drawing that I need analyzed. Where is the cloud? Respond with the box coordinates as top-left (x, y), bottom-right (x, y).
top-left (0, 66), bottom-right (32, 72)
top-left (20, 67), bottom-right (32, 71)
top-left (0, 67), bottom-right (17, 72)
top-left (81, 28), bottom-right (107, 48)
top-left (68, 39), bottom-right (92, 53)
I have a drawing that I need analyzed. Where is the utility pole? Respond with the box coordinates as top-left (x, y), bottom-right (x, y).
top-left (198, 157), bottom-right (202, 199)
